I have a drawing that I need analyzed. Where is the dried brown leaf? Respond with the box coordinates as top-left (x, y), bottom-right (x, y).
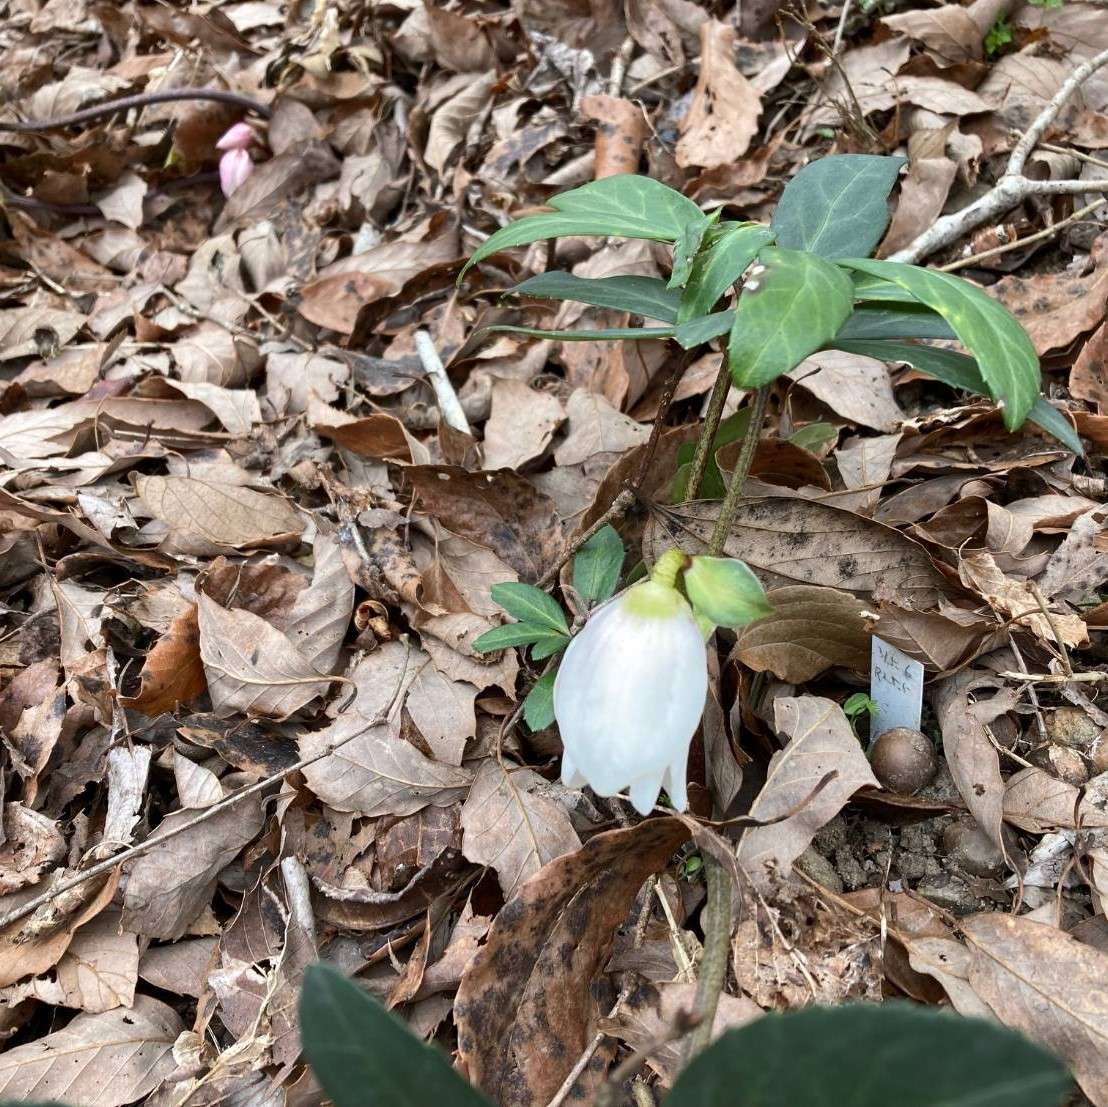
top-left (120, 603), bottom-right (206, 716)
top-left (481, 378), bottom-right (565, 471)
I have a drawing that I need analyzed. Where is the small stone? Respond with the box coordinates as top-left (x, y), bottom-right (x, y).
top-left (1031, 743), bottom-right (1088, 787)
top-left (987, 713), bottom-right (1020, 749)
top-left (871, 728), bottom-right (939, 794)
top-left (1047, 706), bottom-right (1102, 751)
top-left (795, 845), bottom-right (844, 893)
top-left (916, 873), bottom-right (980, 915)
top-left (942, 820), bottom-right (1005, 878)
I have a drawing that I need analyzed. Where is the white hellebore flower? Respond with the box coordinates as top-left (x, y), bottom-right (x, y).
top-left (554, 550), bottom-right (707, 815)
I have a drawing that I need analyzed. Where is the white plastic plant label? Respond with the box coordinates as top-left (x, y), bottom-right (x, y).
top-left (870, 636), bottom-right (924, 740)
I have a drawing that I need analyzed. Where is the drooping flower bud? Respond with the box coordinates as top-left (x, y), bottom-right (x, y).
top-left (216, 122), bottom-right (257, 151)
top-left (554, 549), bottom-right (707, 814)
top-left (219, 148), bottom-right (253, 197)
top-left (682, 555), bottom-right (772, 629)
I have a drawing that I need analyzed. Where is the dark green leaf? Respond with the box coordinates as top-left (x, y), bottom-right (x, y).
top-left (523, 670), bottom-right (556, 730)
top-left (674, 310), bottom-right (733, 349)
top-left (836, 303), bottom-right (956, 341)
top-left (480, 324), bottom-right (674, 343)
top-left (851, 272), bottom-right (921, 303)
top-left (788, 421), bottom-right (839, 453)
top-left (678, 223), bottom-right (777, 323)
top-left (665, 1003), bottom-right (1070, 1107)
top-left (530, 634), bottom-right (571, 661)
top-left (728, 248), bottom-right (854, 387)
top-left (838, 258), bottom-right (1041, 429)
top-left (834, 339), bottom-right (1082, 455)
top-left (572, 524), bottom-right (625, 604)
top-left (473, 623), bottom-right (567, 653)
top-left (510, 273), bottom-right (679, 322)
top-left (771, 155), bottom-right (906, 260)
top-left (669, 210), bottom-right (719, 289)
top-left (300, 964), bottom-right (493, 1107)
top-left (461, 176), bottom-right (705, 276)
top-left (490, 582), bottom-right (569, 634)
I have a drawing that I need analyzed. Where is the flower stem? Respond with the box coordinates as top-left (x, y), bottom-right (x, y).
top-left (650, 547), bottom-right (688, 590)
top-left (685, 363), bottom-right (732, 500)
top-left (683, 383), bottom-right (771, 1063)
top-left (708, 384), bottom-right (770, 556)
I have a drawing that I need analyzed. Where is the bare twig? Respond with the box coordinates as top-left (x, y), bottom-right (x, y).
top-left (537, 488), bottom-right (636, 589)
top-left (414, 331), bottom-right (471, 434)
top-left (831, 0), bottom-right (854, 56)
top-left (891, 43), bottom-right (1108, 263)
top-left (1030, 581), bottom-right (1074, 677)
top-left (608, 36), bottom-right (636, 97)
top-left (998, 670), bottom-right (1107, 684)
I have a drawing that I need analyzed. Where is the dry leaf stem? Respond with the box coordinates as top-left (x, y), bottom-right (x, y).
top-left (892, 43), bottom-right (1108, 263)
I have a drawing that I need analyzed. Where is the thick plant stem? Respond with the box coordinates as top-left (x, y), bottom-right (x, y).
top-left (683, 384), bottom-right (771, 1064)
top-left (685, 363), bottom-right (732, 500)
top-left (709, 385), bottom-right (770, 556)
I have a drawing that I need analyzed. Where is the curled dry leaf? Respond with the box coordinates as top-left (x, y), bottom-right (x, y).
top-left (732, 585), bottom-right (871, 683)
top-left (582, 94), bottom-right (648, 178)
top-left (120, 602), bottom-right (206, 716)
top-left (460, 759), bottom-right (582, 897)
top-left (736, 696), bottom-right (878, 889)
top-left (455, 818), bottom-right (690, 1106)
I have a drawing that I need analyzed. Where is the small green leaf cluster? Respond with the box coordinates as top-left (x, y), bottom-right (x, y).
top-left (472, 525), bottom-right (625, 730)
top-left (298, 963), bottom-right (1072, 1107)
top-left (462, 156), bottom-right (1080, 455)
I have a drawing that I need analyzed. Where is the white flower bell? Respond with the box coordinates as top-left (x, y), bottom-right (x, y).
top-left (554, 549), bottom-right (707, 815)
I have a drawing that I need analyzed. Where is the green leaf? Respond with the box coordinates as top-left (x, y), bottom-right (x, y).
top-left (674, 310), bottom-right (733, 349)
top-left (490, 582), bottom-right (569, 634)
top-left (838, 258), bottom-right (1041, 430)
top-left (678, 223), bottom-right (776, 323)
top-left (669, 209), bottom-right (719, 289)
top-left (572, 524), bottom-right (625, 604)
top-left (671, 407), bottom-right (752, 501)
top-left (836, 302), bottom-right (956, 341)
top-left (665, 1003), bottom-right (1070, 1107)
top-left (511, 273), bottom-right (679, 322)
top-left (834, 339), bottom-right (1082, 455)
top-left (851, 272), bottom-right (922, 303)
top-left (788, 421), bottom-right (838, 453)
top-left (523, 669), bottom-right (556, 730)
top-left (480, 324), bottom-right (674, 343)
top-left (473, 623), bottom-right (566, 653)
top-left (460, 176), bottom-right (706, 276)
top-left (300, 964), bottom-right (493, 1107)
top-left (728, 248), bottom-right (854, 387)
top-left (771, 155), bottom-right (906, 260)
top-left (530, 634), bottom-right (571, 661)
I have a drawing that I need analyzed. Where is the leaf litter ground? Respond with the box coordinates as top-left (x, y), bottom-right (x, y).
top-left (1, 0), bottom-right (1108, 1103)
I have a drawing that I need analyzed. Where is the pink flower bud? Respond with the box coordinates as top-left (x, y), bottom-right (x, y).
top-left (216, 122), bottom-right (257, 151)
top-left (219, 148), bottom-right (253, 196)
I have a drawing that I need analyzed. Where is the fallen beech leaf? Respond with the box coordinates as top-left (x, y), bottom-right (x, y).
top-left (121, 603), bottom-right (206, 716)
top-left (582, 94), bottom-right (648, 178)
top-left (1039, 509), bottom-right (1108, 601)
top-left (197, 593), bottom-right (333, 719)
top-left (0, 995), bottom-right (183, 1104)
top-left (1003, 766), bottom-right (1108, 833)
top-left (732, 585), bottom-right (871, 682)
top-left (553, 388), bottom-right (650, 466)
top-left (645, 497), bottom-right (947, 606)
top-left (135, 475), bottom-right (303, 555)
top-left (879, 156), bottom-right (958, 258)
top-left (882, 5), bottom-right (984, 62)
top-left (677, 20), bottom-right (762, 168)
top-left (1072, 321), bottom-right (1108, 409)
top-left (95, 171), bottom-right (147, 230)
top-left (300, 644), bottom-right (473, 817)
top-left (406, 651), bottom-right (477, 764)
top-left (787, 350), bottom-right (905, 432)
top-left (962, 913), bottom-right (1108, 1106)
top-left (736, 696), bottom-right (878, 888)
top-left (408, 466), bottom-right (563, 583)
top-left (992, 261), bottom-right (1108, 356)
top-left (481, 378), bottom-right (565, 471)
top-left (934, 670), bottom-right (1017, 854)
top-left (455, 818), bottom-right (689, 1106)
top-left (460, 759), bottom-right (582, 897)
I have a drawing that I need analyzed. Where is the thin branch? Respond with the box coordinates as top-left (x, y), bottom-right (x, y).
top-left (537, 488), bottom-right (636, 589)
top-left (891, 43), bottom-right (1108, 263)
top-left (685, 364), bottom-right (732, 500)
top-left (414, 331), bottom-right (471, 434)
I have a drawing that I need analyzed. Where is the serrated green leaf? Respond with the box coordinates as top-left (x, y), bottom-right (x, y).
top-left (836, 302), bottom-right (957, 341)
top-left (669, 209), bottom-right (719, 289)
top-left (838, 258), bottom-right (1041, 430)
top-left (572, 524), bottom-right (624, 603)
top-left (674, 310), bottom-right (733, 349)
top-left (473, 623), bottom-right (564, 653)
top-left (665, 1003), bottom-right (1069, 1107)
top-left (728, 248), bottom-right (854, 387)
top-left (678, 223), bottom-right (776, 323)
top-left (300, 965), bottom-right (493, 1107)
top-left (511, 273), bottom-right (679, 322)
top-left (480, 324), bottom-right (674, 343)
top-left (523, 669), bottom-right (557, 730)
top-left (460, 176), bottom-right (705, 276)
top-left (834, 339), bottom-right (1082, 455)
top-left (490, 582), bottom-right (569, 633)
top-left (771, 155), bottom-right (906, 260)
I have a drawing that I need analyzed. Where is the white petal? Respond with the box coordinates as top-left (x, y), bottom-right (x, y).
top-left (554, 583), bottom-right (707, 805)
top-left (629, 770), bottom-right (664, 815)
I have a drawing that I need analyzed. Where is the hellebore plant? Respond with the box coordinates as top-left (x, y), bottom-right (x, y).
top-left (216, 121), bottom-right (258, 197)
